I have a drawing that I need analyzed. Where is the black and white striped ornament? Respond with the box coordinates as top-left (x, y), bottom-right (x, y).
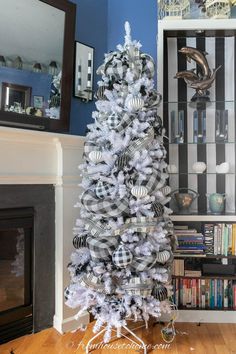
top-left (151, 202), bottom-right (164, 217)
top-left (73, 234), bottom-right (87, 249)
top-left (116, 154), bottom-right (130, 170)
top-left (112, 244), bottom-right (133, 268)
top-left (156, 250), bottom-right (171, 264)
top-left (152, 284), bottom-right (168, 301)
top-left (96, 86), bottom-right (107, 100)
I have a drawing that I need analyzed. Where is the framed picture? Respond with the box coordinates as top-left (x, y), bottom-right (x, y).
top-left (33, 95), bottom-right (44, 109)
top-left (74, 41), bottom-right (94, 101)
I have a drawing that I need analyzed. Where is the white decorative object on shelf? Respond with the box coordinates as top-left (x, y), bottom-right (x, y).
top-left (88, 150), bottom-right (103, 163)
top-left (126, 96), bottom-right (144, 112)
top-left (205, 0), bottom-right (231, 18)
top-left (192, 161), bottom-right (207, 174)
top-left (167, 164), bottom-right (178, 173)
top-left (216, 162), bottom-right (230, 174)
top-left (131, 186), bottom-right (148, 198)
top-left (158, 0), bottom-right (190, 20)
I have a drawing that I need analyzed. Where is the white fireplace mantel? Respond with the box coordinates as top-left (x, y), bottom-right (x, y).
top-left (0, 126), bottom-right (89, 333)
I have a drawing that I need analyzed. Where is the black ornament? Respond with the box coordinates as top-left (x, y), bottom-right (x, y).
top-left (151, 202), bottom-right (164, 217)
top-left (73, 234), bottom-right (87, 249)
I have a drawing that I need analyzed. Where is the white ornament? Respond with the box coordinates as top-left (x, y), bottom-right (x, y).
top-left (216, 162), bottom-right (229, 174)
top-left (192, 161), bottom-right (207, 174)
top-left (89, 150), bottom-right (103, 163)
top-left (160, 185), bottom-right (171, 196)
top-left (156, 250), bottom-right (171, 264)
top-left (126, 96), bottom-right (144, 112)
top-left (131, 186), bottom-right (148, 198)
top-left (167, 164), bottom-right (178, 173)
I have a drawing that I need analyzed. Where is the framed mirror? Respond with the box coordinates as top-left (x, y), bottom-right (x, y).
top-left (0, 0), bottom-right (76, 132)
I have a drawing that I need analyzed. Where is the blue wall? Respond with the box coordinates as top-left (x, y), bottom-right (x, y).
top-left (69, 0), bottom-right (157, 136)
top-left (107, 0), bottom-right (157, 70)
top-left (69, 0), bottom-right (108, 136)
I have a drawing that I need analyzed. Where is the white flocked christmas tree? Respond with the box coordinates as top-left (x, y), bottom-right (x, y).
top-left (65, 22), bottom-right (176, 343)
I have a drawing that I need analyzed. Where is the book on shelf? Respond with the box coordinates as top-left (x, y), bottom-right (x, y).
top-left (173, 259), bottom-right (185, 276)
top-left (204, 223), bottom-right (236, 256)
top-left (172, 278), bottom-right (236, 310)
top-left (175, 228), bottom-right (205, 254)
top-left (185, 270), bottom-right (202, 277)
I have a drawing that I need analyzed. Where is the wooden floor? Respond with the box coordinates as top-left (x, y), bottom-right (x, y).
top-left (1, 322), bottom-right (236, 354)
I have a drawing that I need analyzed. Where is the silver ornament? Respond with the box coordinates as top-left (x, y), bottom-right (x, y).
top-left (89, 150), bottom-right (103, 163)
top-left (131, 186), bottom-right (148, 198)
top-left (126, 96), bottom-right (144, 112)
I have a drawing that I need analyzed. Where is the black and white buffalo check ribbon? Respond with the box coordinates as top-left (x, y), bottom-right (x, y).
top-left (113, 216), bottom-right (162, 236)
top-left (79, 274), bottom-right (107, 293)
top-left (84, 218), bottom-right (109, 237)
top-left (105, 55), bottom-right (128, 80)
top-left (126, 127), bottom-right (154, 157)
top-left (122, 277), bottom-right (153, 296)
top-left (137, 168), bottom-right (163, 194)
top-left (81, 190), bottom-right (129, 217)
top-left (131, 254), bottom-right (156, 272)
top-left (87, 236), bottom-right (118, 261)
top-left (141, 54), bottom-right (155, 79)
top-left (116, 127), bottom-right (155, 170)
top-left (116, 113), bottom-right (135, 134)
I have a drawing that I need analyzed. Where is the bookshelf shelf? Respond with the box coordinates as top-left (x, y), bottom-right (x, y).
top-left (174, 253), bottom-right (236, 259)
top-left (173, 275), bottom-right (236, 280)
top-left (171, 215), bottom-right (236, 222)
top-left (177, 306), bottom-right (236, 311)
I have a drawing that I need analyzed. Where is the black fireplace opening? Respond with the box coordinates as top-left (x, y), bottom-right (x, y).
top-left (0, 208), bottom-right (34, 344)
top-left (0, 185), bottom-right (55, 345)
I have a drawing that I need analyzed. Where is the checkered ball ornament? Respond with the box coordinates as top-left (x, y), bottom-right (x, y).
top-left (112, 244), bottom-right (133, 268)
top-left (95, 181), bottom-right (115, 199)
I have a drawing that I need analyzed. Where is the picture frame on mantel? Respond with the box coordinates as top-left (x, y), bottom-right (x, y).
top-left (74, 41), bottom-right (94, 102)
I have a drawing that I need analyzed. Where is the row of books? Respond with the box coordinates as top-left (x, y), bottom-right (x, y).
top-left (204, 223), bottom-right (236, 256)
top-left (173, 259), bottom-right (201, 277)
top-left (172, 278), bottom-right (236, 309)
top-left (174, 226), bottom-right (205, 254)
top-left (174, 224), bottom-right (236, 256)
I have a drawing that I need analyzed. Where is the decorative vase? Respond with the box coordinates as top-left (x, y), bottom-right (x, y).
top-left (206, 193), bottom-right (226, 214)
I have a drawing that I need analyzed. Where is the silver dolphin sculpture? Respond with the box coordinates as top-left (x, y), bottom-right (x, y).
top-left (174, 69), bottom-right (199, 83)
top-left (190, 66), bottom-right (222, 91)
top-left (179, 46), bottom-right (211, 79)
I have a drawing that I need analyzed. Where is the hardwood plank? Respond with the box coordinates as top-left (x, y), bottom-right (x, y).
top-left (1, 322), bottom-right (236, 354)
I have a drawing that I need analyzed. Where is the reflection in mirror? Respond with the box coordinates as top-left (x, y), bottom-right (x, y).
top-left (1, 83), bottom-right (31, 114)
top-left (0, 0), bottom-right (65, 121)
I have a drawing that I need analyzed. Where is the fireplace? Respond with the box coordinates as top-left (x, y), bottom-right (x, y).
top-left (0, 185), bottom-right (55, 344)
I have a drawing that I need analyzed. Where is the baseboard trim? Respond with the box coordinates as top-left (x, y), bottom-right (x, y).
top-left (53, 312), bottom-right (90, 334)
top-left (160, 310), bottom-right (236, 323)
